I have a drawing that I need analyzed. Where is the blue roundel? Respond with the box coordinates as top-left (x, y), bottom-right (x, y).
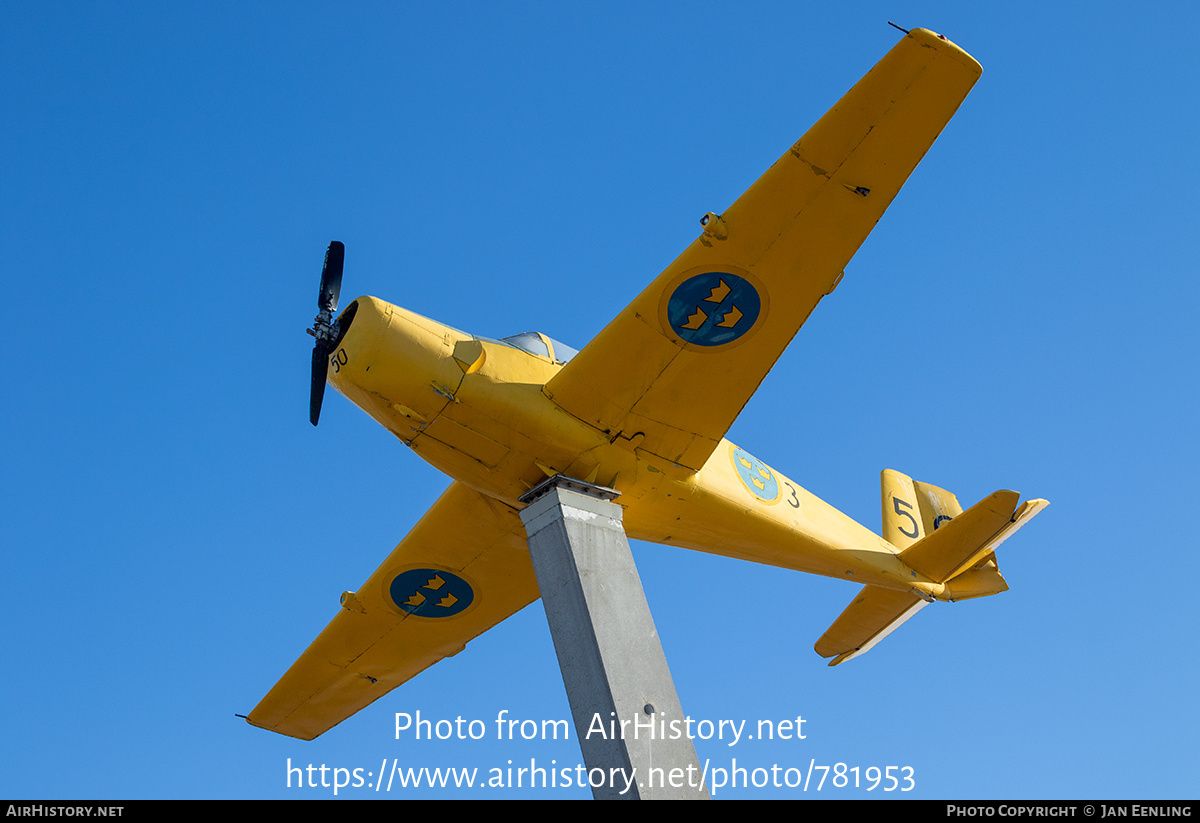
top-left (732, 447), bottom-right (779, 502)
top-left (667, 272), bottom-right (761, 346)
top-left (389, 569), bottom-right (474, 618)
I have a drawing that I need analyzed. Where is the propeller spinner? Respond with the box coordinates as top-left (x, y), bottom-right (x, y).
top-left (307, 241), bottom-right (345, 426)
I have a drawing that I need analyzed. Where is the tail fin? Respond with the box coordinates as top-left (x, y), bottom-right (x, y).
top-left (814, 470), bottom-right (1048, 665)
top-left (881, 468), bottom-right (963, 548)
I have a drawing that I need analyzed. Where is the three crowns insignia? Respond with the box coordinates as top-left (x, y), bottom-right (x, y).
top-left (680, 279), bottom-right (743, 331)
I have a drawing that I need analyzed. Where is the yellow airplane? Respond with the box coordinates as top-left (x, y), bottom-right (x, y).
top-left (250, 27), bottom-right (1047, 741)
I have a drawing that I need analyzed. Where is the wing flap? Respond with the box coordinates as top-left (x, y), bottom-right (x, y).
top-left (247, 482), bottom-right (539, 740)
top-left (545, 29), bottom-right (982, 470)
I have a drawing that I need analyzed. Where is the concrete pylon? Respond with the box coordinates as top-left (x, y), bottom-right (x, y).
top-left (519, 475), bottom-right (709, 800)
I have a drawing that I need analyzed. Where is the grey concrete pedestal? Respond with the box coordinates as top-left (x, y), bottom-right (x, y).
top-left (519, 476), bottom-right (709, 800)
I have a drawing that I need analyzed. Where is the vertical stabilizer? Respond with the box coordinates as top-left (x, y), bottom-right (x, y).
top-left (883, 469), bottom-right (966, 548)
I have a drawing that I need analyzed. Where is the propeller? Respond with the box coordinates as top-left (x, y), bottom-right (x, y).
top-left (307, 241), bottom-right (345, 426)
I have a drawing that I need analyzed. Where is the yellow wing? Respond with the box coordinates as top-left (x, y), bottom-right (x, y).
top-left (247, 482), bottom-right (539, 740)
top-left (545, 29), bottom-right (982, 471)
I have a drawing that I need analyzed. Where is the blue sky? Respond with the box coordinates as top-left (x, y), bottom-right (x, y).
top-left (3, 2), bottom-right (1197, 799)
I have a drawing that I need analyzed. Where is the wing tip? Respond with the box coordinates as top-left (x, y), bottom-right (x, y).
top-left (906, 27), bottom-right (984, 77)
top-left (245, 710), bottom-right (322, 741)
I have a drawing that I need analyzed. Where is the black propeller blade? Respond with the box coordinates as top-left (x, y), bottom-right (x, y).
top-left (308, 241), bottom-right (345, 426)
top-left (309, 344), bottom-right (329, 426)
top-left (318, 241), bottom-right (344, 316)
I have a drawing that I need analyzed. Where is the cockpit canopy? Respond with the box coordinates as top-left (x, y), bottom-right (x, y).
top-left (500, 332), bottom-right (579, 364)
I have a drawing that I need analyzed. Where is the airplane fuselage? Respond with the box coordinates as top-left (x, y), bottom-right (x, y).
top-left (329, 295), bottom-right (949, 600)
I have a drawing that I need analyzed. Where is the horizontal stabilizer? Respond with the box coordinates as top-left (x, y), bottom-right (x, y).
top-left (901, 490), bottom-right (1032, 583)
top-left (814, 585), bottom-right (929, 666)
top-left (816, 486), bottom-right (1047, 664)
